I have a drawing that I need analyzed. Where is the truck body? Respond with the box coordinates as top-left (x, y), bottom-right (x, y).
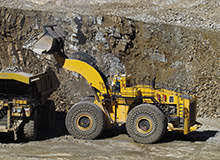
top-left (0, 70), bottom-right (59, 140)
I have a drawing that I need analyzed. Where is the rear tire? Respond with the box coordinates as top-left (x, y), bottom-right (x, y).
top-left (23, 120), bottom-right (37, 140)
top-left (65, 102), bottom-right (105, 139)
top-left (126, 104), bottom-right (167, 144)
top-left (23, 108), bottom-right (39, 141)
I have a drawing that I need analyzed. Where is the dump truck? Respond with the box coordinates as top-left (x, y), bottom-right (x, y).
top-left (0, 69), bottom-right (59, 140)
top-left (28, 25), bottom-right (201, 144)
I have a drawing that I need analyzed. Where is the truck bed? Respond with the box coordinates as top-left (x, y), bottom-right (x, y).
top-left (0, 70), bottom-right (59, 103)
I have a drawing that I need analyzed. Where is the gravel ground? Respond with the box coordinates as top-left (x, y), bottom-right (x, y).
top-left (0, 117), bottom-right (219, 160)
top-left (0, 0), bottom-right (219, 31)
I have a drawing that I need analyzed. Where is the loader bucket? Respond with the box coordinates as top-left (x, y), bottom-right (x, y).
top-left (23, 25), bottom-right (66, 55)
top-left (31, 33), bottom-right (54, 55)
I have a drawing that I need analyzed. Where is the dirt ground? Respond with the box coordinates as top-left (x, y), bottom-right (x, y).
top-left (0, 117), bottom-right (219, 160)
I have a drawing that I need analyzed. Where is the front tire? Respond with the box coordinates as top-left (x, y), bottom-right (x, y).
top-left (126, 104), bottom-right (167, 144)
top-left (65, 102), bottom-right (105, 139)
top-left (81, 96), bottom-right (95, 102)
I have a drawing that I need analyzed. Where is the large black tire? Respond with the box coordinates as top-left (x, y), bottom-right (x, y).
top-left (65, 101), bottom-right (105, 139)
top-left (126, 104), bottom-right (167, 144)
top-left (23, 120), bottom-right (37, 140)
top-left (81, 96), bottom-right (95, 102)
top-left (23, 108), bottom-right (39, 141)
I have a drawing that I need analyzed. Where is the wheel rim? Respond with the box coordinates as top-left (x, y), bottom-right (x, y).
top-left (136, 116), bottom-right (153, 134)
top-left (76, 114), bottom-right (93, 131)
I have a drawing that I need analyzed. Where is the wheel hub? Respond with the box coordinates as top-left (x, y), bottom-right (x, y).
top-left (136, 116), bottom-right (153, 134)
top-left (78, 116), bottom-right (90, 128)
top-left (76, 114), bottom-right (93, 131)
top-left (138, 119), bottom-right (150, 131)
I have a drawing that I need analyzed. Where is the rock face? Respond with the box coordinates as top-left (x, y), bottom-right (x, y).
top-left (0, 2), bottom-right (219, 117)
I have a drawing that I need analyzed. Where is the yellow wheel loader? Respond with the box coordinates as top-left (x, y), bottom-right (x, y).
top-left (0, 69), bottom-right (59, 140)
top-left (30, 25), bottom-right (201, 144)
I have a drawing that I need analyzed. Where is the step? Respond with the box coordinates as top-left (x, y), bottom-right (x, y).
top-left (0, 125), bottom-right (7, 132)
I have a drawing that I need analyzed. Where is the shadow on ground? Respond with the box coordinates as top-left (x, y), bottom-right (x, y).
top-left (37, 111), bottom-right (68, 141)
top-left (99, 125), bottom-right (218, 143)
top-left (100, 125), bottom-right (218, 144)
top-left (0, 111), bottom-right (68, 143)
top-left (0, 114), bottom-right (218, 144)
top-left (161, 130), bottom-right (218, 143)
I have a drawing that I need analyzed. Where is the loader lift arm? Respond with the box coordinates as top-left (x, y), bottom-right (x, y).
top-left (29, 25), bottom-right (109, 96)
top-left (54, 54), bottom-right (108, 95)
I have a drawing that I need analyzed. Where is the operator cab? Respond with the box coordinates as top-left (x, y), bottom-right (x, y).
top-left (111, 74), bottom-right (134, 93)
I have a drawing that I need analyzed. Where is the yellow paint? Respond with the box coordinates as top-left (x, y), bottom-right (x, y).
top-left (0, 72), bottom-right (32, 84)
top-left (190, 122), bottom-right (202, 132)
top-left (13, 99), bottom-right (27, 105)
top-left (109, 104), bottom-right (129, 123)
top-left (183, 99), bottom-right (190, 134)
top-left (63, 59), bottom-right (108, 94)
